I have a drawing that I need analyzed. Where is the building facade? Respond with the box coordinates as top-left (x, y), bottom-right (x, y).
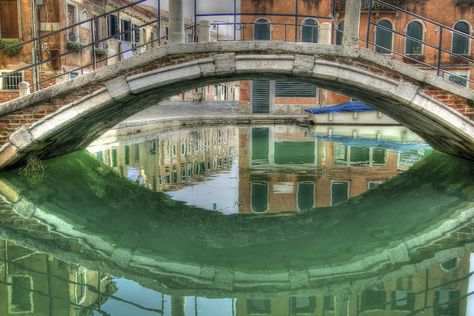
top-left (238, 0), bottom-right (473, 114)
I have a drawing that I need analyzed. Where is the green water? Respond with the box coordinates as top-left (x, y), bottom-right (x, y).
top-left (0, 125), bottom-right (473, 316)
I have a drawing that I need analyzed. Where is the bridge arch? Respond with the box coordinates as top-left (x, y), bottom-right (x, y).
top-left (0, 41), bottom-right (473, 168)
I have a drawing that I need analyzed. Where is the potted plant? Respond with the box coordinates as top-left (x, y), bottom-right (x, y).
top-left (66, 40), bottom-right (83, 51)
top-left (0, 39), bottom-right (23, 56)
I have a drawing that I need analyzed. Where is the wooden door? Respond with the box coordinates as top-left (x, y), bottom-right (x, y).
top-left (0, 0), bottom-right (19, 38)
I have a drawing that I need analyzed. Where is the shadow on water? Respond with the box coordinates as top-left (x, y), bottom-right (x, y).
top-left (0, 149), bottom-right (473, 300)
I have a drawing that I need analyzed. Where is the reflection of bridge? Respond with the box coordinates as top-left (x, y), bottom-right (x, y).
top-left (0, 151), bottom-right (473, 302)
top-left (0, 0), bottom-right (474, 168)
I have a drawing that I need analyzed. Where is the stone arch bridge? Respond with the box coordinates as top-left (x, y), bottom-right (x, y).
top-left (0, 41), bottom-right (473, 169)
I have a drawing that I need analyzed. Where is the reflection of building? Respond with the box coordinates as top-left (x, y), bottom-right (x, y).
top-left (237, 252), bottom-right (470, 316)
top-left (90, 127), bottom-right (238, 192)
top-left (238, 125), bottom-right (430, 214)
top-left (0, 240), bottom-right (114, 315)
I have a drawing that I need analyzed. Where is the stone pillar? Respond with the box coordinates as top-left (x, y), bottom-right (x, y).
top-left (198, 20), bottom-right (210, 42)
top-left (342, 0), bottom-right (362, 48)
top-left (169, 0), bottom-right (185, 43)
top-left (18, 81), bottom-right (30, 97)
top-left (320, 22), bottom-right (332, 44)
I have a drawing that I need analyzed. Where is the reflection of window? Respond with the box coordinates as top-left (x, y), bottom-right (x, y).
top-left (274, 141), bottom-right (315, 164)
top-left (74, 267), bottom-right (87, 304)
top-left (452, 21), bottom-right (470, 55)
top-left (435, 290), bottom-right (459, 316)
top-left (134, 144), bottom-right (140, 162)
top-left (405, 21), bottom-right (423, 54)
top-left (336, 21), bottom-right (344, 45)
top-left (334, 143), bottom-right (348, 164)
top-left (297, 182), bottom-right (315, 212)
top-left (124, 145), bottom-right (130, 164)
top-left (8, 275), bottom-right (34, 314)
top-left (251, 128), bottom-right (269, 165)
top-left (448, 74), bottom-right (468, 87)
top-left (247, 299), bottom-right (271, 314)
top-left (360, 287), bottom-right (386, 311)
top-left (290, 296), bottom-right (316, 313)
top-left (372, 148), bottom-right (386, 165)
top-left (391, 290), bottom-right (415, 311)
top-left (148, 141), bottom-right (157, 155)
top-left (254, 18), bottom-right (271, 40)
top-left (324, 296), bottom-right (335, 311)
top-left (368, 181), bottom-right (383, 190)
top-left (0, 0), bottom-right (20, 38)
top-left (350, 147), bottom-right (370, 165)
top-left (441, 258), bottom-right (459, 271)
top-left (111, 148), bottom-right (117, 167)
top-left (375, 19), bottom-right (393, 54)
top-left (251, 182), bottom-right (268, 213)
top-left (302, 19), bottom-right (318, 43)
top-left (331, 181), bottom-right (349, 206)
top-left (335, 145), bottom-right (386, 167)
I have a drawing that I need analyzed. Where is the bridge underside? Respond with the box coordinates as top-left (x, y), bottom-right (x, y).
top-left (0, 42), bottom-right (473, 168)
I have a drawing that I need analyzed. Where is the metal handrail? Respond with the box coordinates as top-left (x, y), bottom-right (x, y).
top-left (0, 0), bottom-right (148, 55)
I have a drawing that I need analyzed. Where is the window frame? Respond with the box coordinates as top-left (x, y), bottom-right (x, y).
top-left (404, 20), bottom-right (425, 55)
top-left (66, 1), bottom-right (80, 42)
top-left (451, 20), bottom-right (472, 56)
top-left (301, 18), bottom-right (319, 43)
top-left (374, 18), bottom-right (395, 55)
top-left (8, 274), bottom-right (34, 314)
top-left (0, 70), bottom-right (24, 91)
top-left (253, 17), bottom-right (272, 41)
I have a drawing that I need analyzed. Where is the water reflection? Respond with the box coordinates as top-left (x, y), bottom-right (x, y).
top-left (0, 125), bottom-right (472, 315)
top-left (88, 125), bottom-right (431, 214)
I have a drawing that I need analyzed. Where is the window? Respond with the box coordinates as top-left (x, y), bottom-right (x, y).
top-left (81, 10), bottom-right (91, 29)
top-left (360, 288), bottom-right (386, 311)
top-left (336, 20), bottom-right (344, 45)
top-left (8, 275), bottom-right (34, 314)
top-left (441, 258), bottom-right (459, 271)
top-left (67, 4), bottom-right (79, 41)
top-left (0, 0), bottom-right (19, 38)
top-left (405, 21), bottom-right (423, 55)
top-left (331, 181), bottom-right (349, 206)
top-left (324, 296), bottom-right (335, 311)
top-left (391, 290), bottom-right (415, 311)
top-left (302, 19), bottom-right (318, 43)
top-left (297, 182), bottom-right (315, 211)
top-left (251, 128), bottom-right (269, 165)
top-left (251, 182), bottom-right (268, 213)
top-left (435, 290), bottom-right (459, 316)
top-left (107, 14), bottom-right (120, 38)
top-left (121, 19), bottom-right (132, 41)
top-left (290, 297), bottom-right (316, 313)
top-left (247, 299), bottom-right (271, 314)
top-left (375, 19), bottom-right (393, 54)
top-left (0, 71), bottom-right (22, 90)
top-left (452, 21), bottom-right (470, 55)
top-left (448, 74), bottom-right (468, 87)
top-left (254, 18), bottom-right (271, 40)
top-left (275, 81), bottom-right (317, 98)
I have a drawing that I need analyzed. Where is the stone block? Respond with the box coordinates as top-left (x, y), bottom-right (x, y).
top-left (105, 76), bottom-right (131, 100)
top-left (9, 127), bottom-right (35, 150)
top-left (293, 54), bottom-right (315, 76)
top-left (214, 53), bottom-right (236, 75)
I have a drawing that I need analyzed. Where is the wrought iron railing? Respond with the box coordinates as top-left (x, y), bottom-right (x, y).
top-left (0, 0), bottom-right (472, 96)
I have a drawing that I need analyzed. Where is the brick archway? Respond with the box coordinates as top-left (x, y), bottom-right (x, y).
top-left (0, 41), bottom-right (473, 169)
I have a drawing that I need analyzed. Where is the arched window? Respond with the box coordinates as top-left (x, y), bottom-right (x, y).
top-left (336, 20), bottom-right (345, 45)
top-left (254, 18), bottom-right (271, 40)
top-left (375, 19), bottom-right (393, 54)
top-left (251, 182), bottom-right (268, 213)
top-left (452, 21), bottom-right (470, 55)
top-left (302, 19), bottom-right (318, 43)
top-left (405, 21), bottom-right (423, 55)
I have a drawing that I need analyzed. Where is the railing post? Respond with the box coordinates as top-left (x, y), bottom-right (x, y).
top-left (169, 0), bottom-right (185, 43)
top-left (91, 17), bottom-right (97, 70)
top-left (342, 0), bottom-right (362, 48)
top-left (366, 0), bottom-right (373, 48)
top-left (18, 81), bottom-right (30, 97)
top-left (437, 26), bottom-right (443, 76)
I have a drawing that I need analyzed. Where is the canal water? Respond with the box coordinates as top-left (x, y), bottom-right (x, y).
top-left (0, 124), bottom-right (472, 315)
